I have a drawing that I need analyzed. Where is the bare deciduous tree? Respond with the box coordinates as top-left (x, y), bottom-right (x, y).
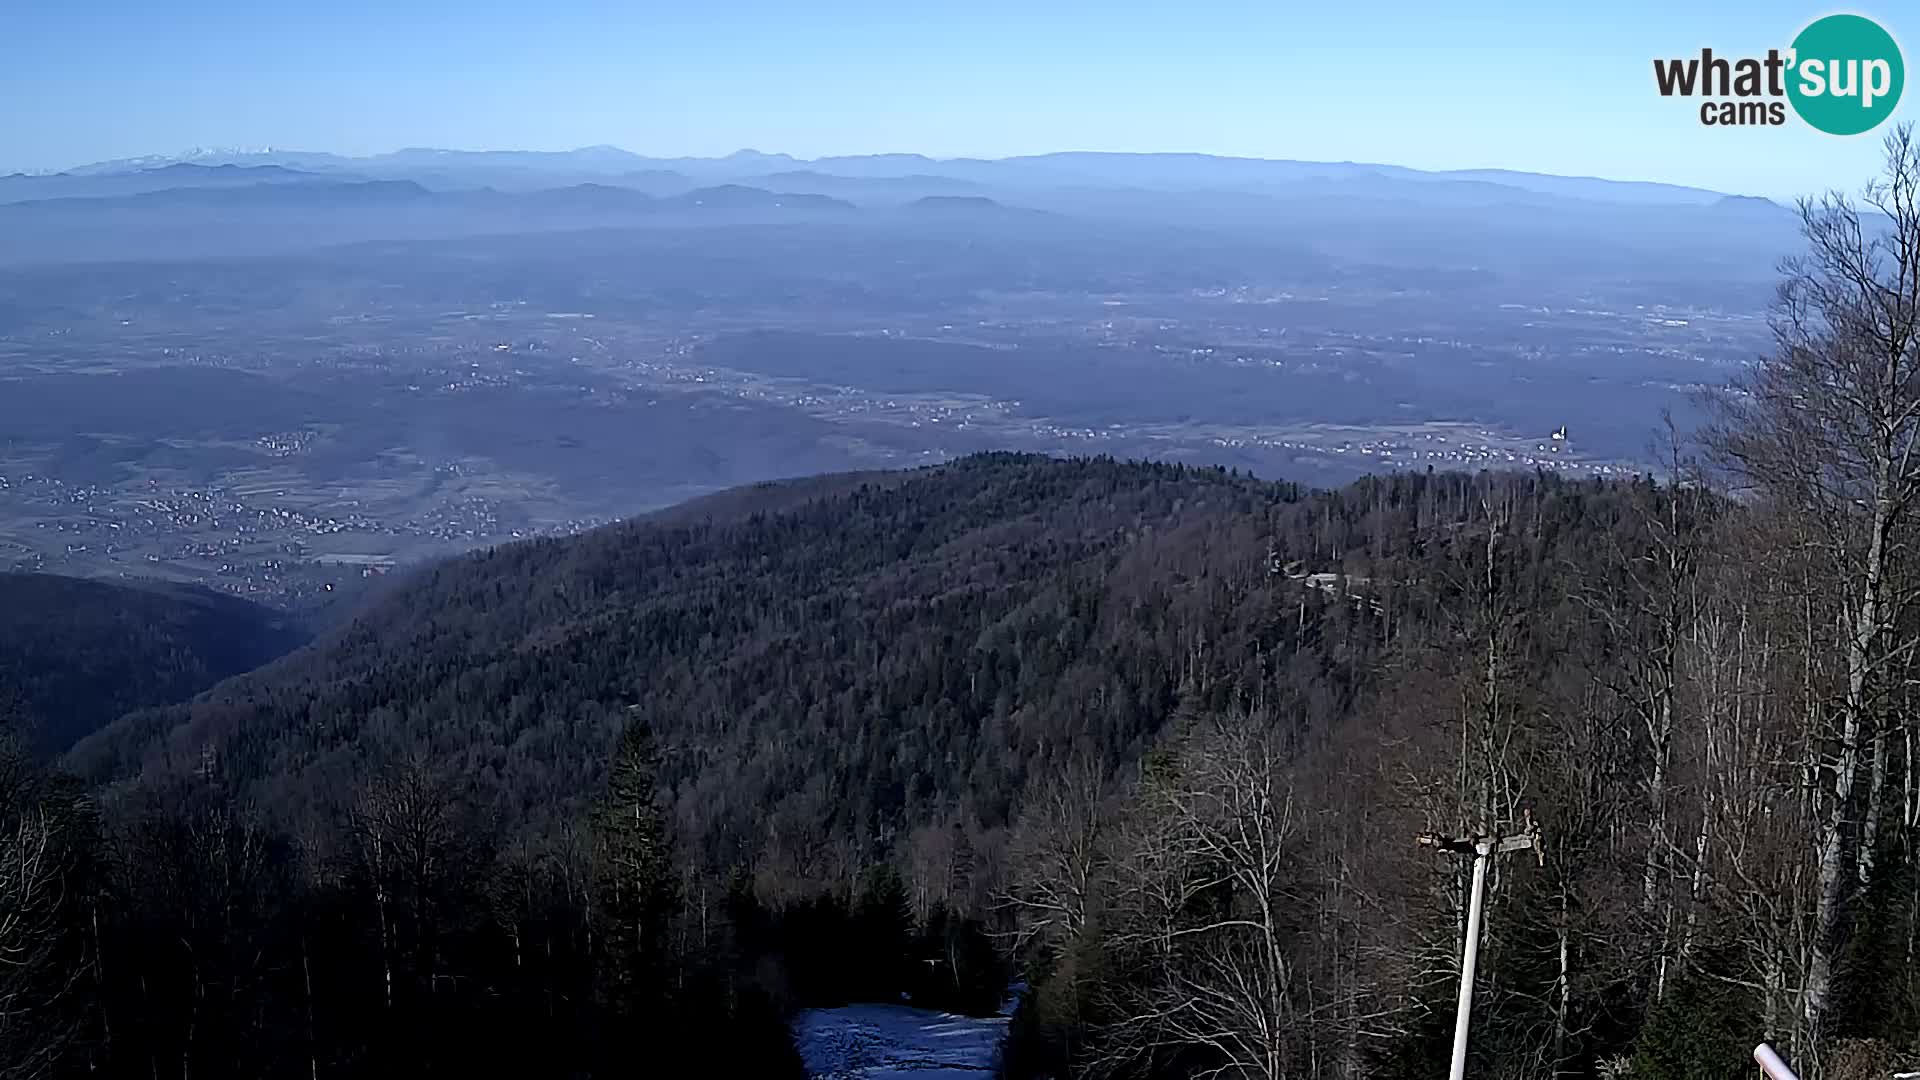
top-left (1097, 712), bottom-right (1310, 1080)
top-left (1001, 756), bottom-right (1112, 954)
top-left (0, 806), bottom-right (74, 1080)
top-left (1708, 122), bottom-right (1920, 1045)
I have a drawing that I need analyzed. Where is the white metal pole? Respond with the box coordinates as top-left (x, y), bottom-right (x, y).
top-left (1754, 1043), bottom-right (1799, 1080)
top-left (1449, 846), bottom-right (1492, 1080)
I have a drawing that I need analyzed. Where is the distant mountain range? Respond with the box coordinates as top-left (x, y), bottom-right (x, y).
top-left (0, 178), bottom-right (858, 215)
top-left (0, 146), bottom-right (1800, 279)
top-left (16, 146), bottom-right (1753, 208)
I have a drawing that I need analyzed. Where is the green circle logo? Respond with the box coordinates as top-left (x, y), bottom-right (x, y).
top-left (1787, 14), bottom-right (1904, 135)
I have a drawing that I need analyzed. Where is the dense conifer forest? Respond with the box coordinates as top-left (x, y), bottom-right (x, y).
top-left (0, 574), bottom-right (306, 756)
top-left (11, 130), bottom-right (1920, 1080)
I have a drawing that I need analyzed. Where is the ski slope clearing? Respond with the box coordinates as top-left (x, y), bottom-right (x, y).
top-left (793, 1001), bottom-right (1010, 1079)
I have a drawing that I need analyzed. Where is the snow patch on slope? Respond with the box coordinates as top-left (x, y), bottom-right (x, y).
top-left (793, 1001), bottom-right (1011, 1079)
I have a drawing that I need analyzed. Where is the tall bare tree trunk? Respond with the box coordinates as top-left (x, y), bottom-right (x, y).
top-left (1809, 481), bottom-right (1892, 1035)
top-left (1553, 886), bottom-right (1572, 1077)
top-left (1708, 125), bottom-right (1920, 1051)
top-left (1861, 722), bottom-right (1889, 888)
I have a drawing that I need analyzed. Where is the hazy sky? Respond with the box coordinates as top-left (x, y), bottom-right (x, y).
top-left (2, 0), bottom-right (1911, 197)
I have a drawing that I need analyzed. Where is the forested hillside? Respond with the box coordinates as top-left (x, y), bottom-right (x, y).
top-left (34, 440), bottom-right (1906, 1080)
top-left (8, 441), bottom-right (1920, 1079)
top-left (71, 455), bottom-right (1330, 869)
top-left (0, 572), bottom-right (307, 755)
top-left (13, 134), bottom-right (1920, 1080)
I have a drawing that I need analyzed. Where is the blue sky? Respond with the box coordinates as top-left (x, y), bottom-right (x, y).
top-left (1, 1), bottom-right (1910, 197)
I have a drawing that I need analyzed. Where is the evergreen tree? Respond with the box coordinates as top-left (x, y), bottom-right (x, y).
top-left (853, 865), bottom-right (914, 1001)
top-left (591, 714), bottom-right (678, 1017)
